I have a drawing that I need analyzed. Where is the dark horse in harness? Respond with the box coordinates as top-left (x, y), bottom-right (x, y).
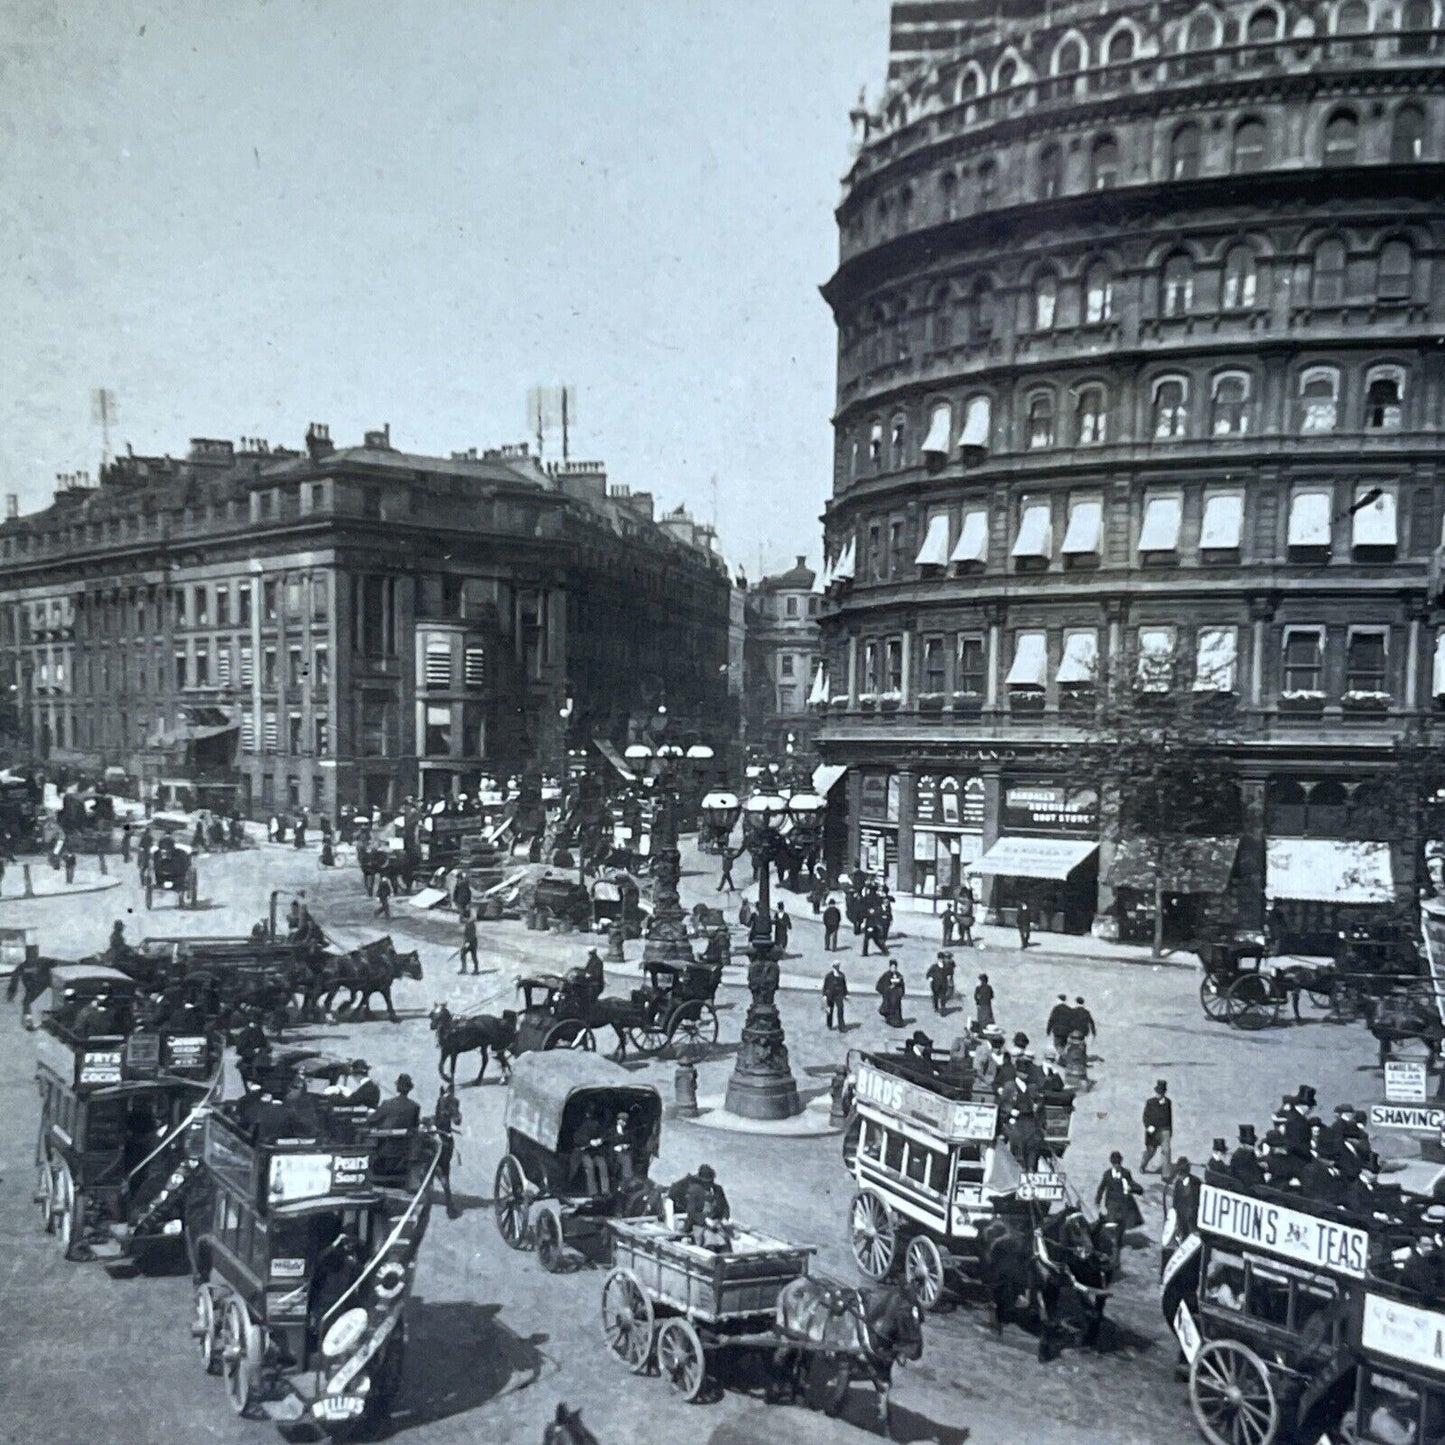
top-left (322, 937), bottom-right (422, 1022)
top-left (979, 1204), bottom-right (1116, 1361)
top-left (771, 1276), bottom-right (924, 1435)
top-left (430, 1002), bottom-right (519, 1083)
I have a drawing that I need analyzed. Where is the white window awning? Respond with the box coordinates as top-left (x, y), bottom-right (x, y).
top-left (950, 508), bottom-right (988, 565)
top-left (807, 665), bottom-right (830, 706)
top-left (1139, 494), bottom-right (1182, 552)
top-left (1056, 630), bottom-right (1098, 685)
top-left (1265, 839), bottom-right (1394, 905)
top-left (922, 404), bottom-right (952, 456)
top-left (1435, 635), bottom-right (1445, 698)
top-left (961, 396), bottom-right (991, 450)
top-left (1353, 488), bottom-right (1398, 548)
top-left (1288, 491), bottom-right (1332, 547)
top-left (1061, 499), bottom-right (1102, 555)
top-left (1200, 493), bottom-right (1243, 550)
top-left (968, 836), bottom-right (1099, 881)
top-left (1006, 631), bottom-right (1047, 688)
top-left (915, 514), bottom-right (951, 568)
top-left (812, 763), bottom-right (847, 796)
top-left (1012, 502), bottom-right (1052, 559)
top-left (819, 553), bottom-right (833, 590)
top-left (832, 538), bottom-right (856, 582)
top-left (1194, 627), bottom-right (1238, 691)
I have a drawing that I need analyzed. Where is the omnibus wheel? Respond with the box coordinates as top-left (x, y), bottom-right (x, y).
top-left (55, 1163), bottom-right (84, 1258)
top-left (656, 1318), bottom-right (707, 1402)
top-left (1190, 1339), bottom-right (1279, 1445)
top-left (534, 1205), bottom-right (565, 1274)
top-left (1199, 975), bottom-right (1231, 1022)
top-left (36, 1158), bottom-right (55, 1233)
top-left (493, 1156), bottom-right (530, 1249)
top-left (220, 1297), bottom-right (261, 1416)
top-left (904, 1234), bottom-right (947, 1310)
top-left (193, 1283), bottom-right (222, 1374)
top-left (850, 1188), bottom-right (897, 1280)
top-left (601, 1268), bottom-right (654, 1373)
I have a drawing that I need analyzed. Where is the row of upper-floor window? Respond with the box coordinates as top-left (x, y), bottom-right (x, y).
top-left (841, 232), bottom-right (1425, 372)
top-left (827, 477), bottom-right (1432, 583)
top-left (866, 4), bottom-right (1440, 149)
top-left (840, 358), bottom-right (1424, 479)
top-left (838, 619), bottom-right (1444, 703)
top-left (240, 709), bottom-right (332, 757)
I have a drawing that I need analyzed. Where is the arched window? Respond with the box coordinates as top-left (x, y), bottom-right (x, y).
top-left (1211, 373), bottom-right (1252, 435)
top-left (969, 280), bottom-right (996, 340)
top-left (889, 416), bottom-right (908, 468)
top-left (1161, 252), bottom-right (1195, 317)
top-left (1184, 11), bottom-right (1218, 71)
top-left (1391, 103), bottom-right (1426, 164)
top-left (997, 57), bottom-right (1018, 90)
top-left (1055, 37), bottom-right (1085, 74)
top-left (1324, 110), bottom-right (1359, 167)
top-left (1033, 272), bottom-right (1058, 330)
top-left (931, 286), bottom-right (953, 348)
top-left (977, 159), bottom-right (998, 206)
top-left (1247, 6), bottom-right (1281, 41)
top-left (939, 169), bottom-right (957, 220)
top-left (1401, 0), bottom-right (1433, 54)
top-left (1171, 121), bottom-right (1202, 180)
top-left (1152, 377), bottom-right (1190, 438)
top-left (1084, 261), bottom-right (1115, 323)
top-left (1107, 28), bottom-right (1136, 64)
top-left (849, 437), bottom-right (860, 478)
top-left (1365, 365), bottom-right (1405, 430)
top-left (1311, 238), bottom-right (1347, 305)
top-left (1378, 239), bottom-right (1414, 300)
top-left (1233, 118), bottom-right (1267, 172)
top-left (1091, 135), bottom-right (1120, 190)
top-left (1222, 245), bottom-right (1259, 309)
top-left (1027, 391), bottom-right (1056, 449)
top-left (1037, 143), bottom-right (1063, 199)
top-left (959, 67), bottom-right (982, 103)
top-left (1335, 0), bottom-right (1372, 55)
top-left (868, 420), bottom-right (884, 467)
top-left (1298, 367), bottom-right (1340, 433)
top-left (1075, 385), bottom-right (1108, 444)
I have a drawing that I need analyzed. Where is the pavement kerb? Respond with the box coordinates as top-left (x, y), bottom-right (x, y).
top-left (0, 873), bottom-right (123, 904)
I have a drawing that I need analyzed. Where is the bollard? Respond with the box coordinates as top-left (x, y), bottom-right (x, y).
top-left (606, 922), bottom-right (626, 964)
top-left (674, 1061), bottom-right (699, 1119)
top-left (23, 863), bottom-right (33, 897)
top-left (98, 851), bottom-right (107, 877)
top-left (829, 1066), bottom-right (850, 1127)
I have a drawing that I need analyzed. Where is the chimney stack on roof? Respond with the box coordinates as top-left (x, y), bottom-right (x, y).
top-left (306, 423), bottom-right (334, 461)
top-left (363, 424), bottom-right (393, 450)
top-left (5, 494), bottom-right (17, 521)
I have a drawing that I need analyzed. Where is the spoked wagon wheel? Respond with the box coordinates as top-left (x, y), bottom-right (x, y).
top-left (904, 1234), bottom-right (947, 1310)
top-left (55, 1163), bottom-right (84, 1258)
top-left (493, 1156), bottom-right (530, 1249)
top-left (220, 1297), bottom-right (261, 1417)
top-left (656, 1318), bottom-right (707, 1402)
top-left (850, 1188), bottom-right (897, 1280)
top-left (1199, 975), bottom-right (1231, 1023)
top-left (542, 1020), bottom-right (595, 1051)
top-left (36, 1158), bottom-right (55, 1233)
top-left (601, 1268), bottom-right (654, 1373)
top-left (534, 1205), bottom-right (566, 1274)
top-left (193, 1283), bottom-right (221, 1374)
top-left (1227, 974), bottom-right (1283, 1031)
top-left (1189, 1339), bottom-right (1279, 1445)
top-left (670, 1001), bottom-right (719, 1058)
top-left (626, 1018), bottom-right (670, 1058)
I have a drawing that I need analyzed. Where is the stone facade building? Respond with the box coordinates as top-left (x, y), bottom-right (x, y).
top-left (743, 556), bottom-right (823, 760)
top-left (817, 0), bottom-right (1445, 940)
top-left (0, 427), bottom-right (730, 815)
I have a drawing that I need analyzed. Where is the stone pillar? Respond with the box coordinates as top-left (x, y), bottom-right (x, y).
top-left (900, 631), bottom-right (913, 707)
top-left (1092, 779), bottom-right (1122, 941)
top-left (847, 636), bottom-right (859, 705)
top-left (985, 618), bottom-right (1002, 709)
top-left (1406, 609), bottom-right (1423, 711)
top-left (1238, 776), bottom-right (1268, 928)
top-left (845, 766), bottom-right (865, 875)
top-left (978, 767), bottom-right (1002, 920)
top-left (896, 768), bottom-right (916, 896)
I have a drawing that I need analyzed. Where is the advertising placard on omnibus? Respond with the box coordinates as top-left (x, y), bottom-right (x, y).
top-left (1368, 1104), bottom-right (1445, 1134)
top-left (1198, 1184), bottom-right (1368, 1278)
top-left (854, 1061), bottom-right (996, 1142)
top-left (1361, 1293), bottom-right (1445, 1376)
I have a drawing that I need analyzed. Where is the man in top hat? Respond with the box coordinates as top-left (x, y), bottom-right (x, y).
top-left (1140, 1080), bottom-right (1174, 1175)
top-left (926, 953), bottom-right (952, 1016)
top-left (1205, 1137), bottom-right (1232, 1182)
top-left (1046, 994), bottom-right (1073, 1058)
top-left (1283, 1086), bottom-right (1319, 1158)
top-left (822, 958), bottom-right (849, 1031)
top-left (345, 1060), bottom-right (381, 1110)
top-left (1096, 1151), bottom-right (1145, 1263)
top-left (1162, 1159), bottom-right (1201, 1273)
top-left (1229, 1125), bottom-right (1265, 1188)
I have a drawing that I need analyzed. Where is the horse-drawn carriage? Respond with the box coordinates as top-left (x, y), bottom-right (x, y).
top-left (184, 1087), bottom-right (439, 1436)
top-left (493, 1053), bottom-right (664, 1274)
top-left (841, 1046), bottom-right (1110, 1359)
top-left (1345, 1270), bottom-right (1445, 1444)
top-left (58, 791), bottom-right (116, 851)
top-left (142, 838), bottom-right (199, 910)
top-left (33, 963), bottom-right (223, 1262)
top-left (512, 973), bottom-right (605, 1054)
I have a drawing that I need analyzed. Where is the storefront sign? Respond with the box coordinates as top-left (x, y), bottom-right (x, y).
top-left (1003, 783), bottom-right (1098, 835)
top-left (1361, 1293), bottom-right (1445, 1375)
top-left (855, 1062), bottom-right (996, 1142)
top-left (915, 774), bottom-right (985, 830)
top-left (1198, 1184), bottom-right (1367, 1278)
top-left (1385, 1061), bottom-right (1428, 1104)
top-left (860, 772), bottom-right (890, 821)
top-left (1368, 1103), bottom-right (1445, 1134)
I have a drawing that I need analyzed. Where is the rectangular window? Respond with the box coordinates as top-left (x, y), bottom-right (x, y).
top-left (1057, 629), bottom-right (1098, 686)
top-left (888, 520), bottom-right (906, 577)
top-left (464, 645), bottom-right (486, 688)
top-left (778, 686), bottom-right (799, 713)
top-left (1352, 488), bottom-right (1398, 551)
top-left (1194, 627), bottom-right (1239, 692)
top-left (1011, 500), bottom-right (1052, 560)
top-left (1006, 630), bottom-right (1047, 689)
top-left (956, 634), bottom-right (986, 696)
top-left (780, 655), bottom-right (795, 678)
top-left (1345, 629), bottom-right (1388, 694)
top-left (425, 638), bottom-right (452, 688)
top-left (263, 581), bottom-right (277, 623)
top-left (1139, 493), bottom-right (1183, 553)
top-left (922, 636), bottom-right (946, 694)
top-left (263, 711), bottom-right (278, 752)
top-left (785, 596), bottom-right (799, 617)
top-left (193, 586), bottom-right (209, 626)
top-left (884, 638), bottom-right (903, 693)
top-left (1288, 490), bottom-right (1333, 551)
top-left (862, 640), bottom-right (880, 694)
top-left (216, 587), bottom-right (230, 627)
top-left (238, 585), bottom-right (252, 627)
top-left (313, 645), bottom-right (328, 688)
top-left (1283, 627), bottom-right (1324, 693)
top-left (216, 646), bottom-right (232, 687)
top-left (288, 646), bottom-right (303, 689)
top-left (311, 575), bottom-right (329, 619)
top-left (425, 702), bottom-right (453, 756)
top-left (915, 513), bottom-right (951, 569)
top-left (263, 647), bottom-right (277, 689)
top-left (288, 712), bottom-right (303, 754)
top-left (194, 648), bottom-right (210, 687)
top-left (315, 716), bottom-right (330, 754)
top-left (1200, 492), bottom-right (1244, 551)
top-left (174, 650), bottom-right (187, 690)
top-left (239, 645), bottom-right (254, 686)
top-left (1137, 627), bottom-right (1176, 691)
top-left (950, 507), bottom-right (988, 567)
top-left (285, 577), bottom-right (302, 616)
top-left (866, 524), bottom-right (883, 581)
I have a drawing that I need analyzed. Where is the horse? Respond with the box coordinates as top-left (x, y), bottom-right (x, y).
top-left (772, 1276), bottom-right (924, 1434)
top-left (322, 938), bottom-right (423, 1022)
top-left (542, 1403), bottom-right (599, 1445)
top-left (7, 953), bottom-right (54, 1029)
top-left (979, 1205), bottom-right (1116, 1361)
top-left (430, 1001), bottom-right (518, 1083)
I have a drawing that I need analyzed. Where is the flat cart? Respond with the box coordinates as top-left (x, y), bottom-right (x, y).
top-left (601, 1217), bottom-right (814, 1402)
top-left (184, 1095), bottom-right (439, 1438)
top-left (33, 963), bottom-right (222, 1262)
top-left (1162, 1178), bottom-right (1392, 1445)
top-left (1345, 1273), bottom-right (1445, 1443)
top-left (493, 1052), bottom-right (663, 1273)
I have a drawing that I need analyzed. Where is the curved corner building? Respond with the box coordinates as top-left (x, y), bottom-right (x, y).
top-left (816, 0), bottom-right (1445, 944)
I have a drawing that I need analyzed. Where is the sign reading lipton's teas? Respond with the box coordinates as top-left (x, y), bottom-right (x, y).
top-left (1199, 1184), bottom-right (1367, 1278)
top-left (854, 1062), bottom-right (996, 1142)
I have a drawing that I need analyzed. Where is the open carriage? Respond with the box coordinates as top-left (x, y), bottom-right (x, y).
top-left (492, 1053), bottom-right (663, 1274)
top-left (142, 839), bottom-right (199, 910)
top-left (184, 1087), bottom-right (439, 1437)
top-left (33, 963), bottom-right (222, 1262)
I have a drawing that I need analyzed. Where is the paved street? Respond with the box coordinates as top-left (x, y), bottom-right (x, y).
top-left (1, 840), bottom-right (1391, 1445)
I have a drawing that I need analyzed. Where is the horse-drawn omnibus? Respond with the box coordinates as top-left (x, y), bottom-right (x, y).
top-left (184, 1086), bottom-right (439, 1436)
top-left (1346, 1271), bottom-right (1445, 1444)
top-left (33, 962), bottom-right (222, 1262)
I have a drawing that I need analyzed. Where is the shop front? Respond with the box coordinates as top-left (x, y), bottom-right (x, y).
top-left (912, 772), bottom-right (985, 902)
top-left (1104, 836), bottom-right (1241, 946)
top-left (969, 781), bottom-right (1099, 934)
top-left (1265, 838), bottom-right (1396, 953)
top-left (857, 769), bottom-right (900, 890)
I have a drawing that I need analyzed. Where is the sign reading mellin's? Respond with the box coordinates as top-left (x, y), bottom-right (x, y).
top-left (1198, 1184), bottom-right (1368, 1278)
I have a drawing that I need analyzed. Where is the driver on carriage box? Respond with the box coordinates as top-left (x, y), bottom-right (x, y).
top-left (346, 1060), bottom-right (381, 1109)
top-left (667, 1163), bottom-right (730, 1247)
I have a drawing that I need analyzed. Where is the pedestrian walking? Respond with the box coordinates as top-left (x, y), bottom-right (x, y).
top-left (738, 896), bottom-right (754, 929)
top-left (1141, 1080), bottom-right (1174, 1175)
top-left (1046, 993), bottom-right (1073, 1058)
top-left (1161, 1158), bottom-right (1201, 1276)
top-left (926, 953), bottom-right (951, 1015)
top-left (63, 849), bottom-right (77, 884)
top-left (1072, 996), bottom-right (1097, 1044)
top-left (875, 960), bottom-right (905, 1027)
top-left (822, 897), bottom-right (842, 951)
top-left (294, 816), bottom-right (306, 849)
top-left (1095, 1151), bottom-right (1144, 1264)
top-left (1061, 1031), bottom-right (1090, 1091)
top-left (772, 904), bottom-right (792, 953)
top-left (434, 1086), bottom-right (461, 1219)
top-left (1015, 899), bottom-right (1033, 949)
top-left (376, 874), bottom-right (393, 918)
top-left (973, 973), bottom-right (995, 1029)
top-left (120, 826), bottom-right (132, 863)
top-left (459, 911), bottom-right (479, 974)
top-left (941, 904), bottom-right (956, 947)
top-left (822, 961), bottom-right (848, 1031)
top-left (454, 873), bottom-right (473, 921)
top-left (957, 888), bottom-right (975, 946)
top-left (861, 908), bottom-right (889, 956)
top-left (718, 848), bottom-right (736, 893)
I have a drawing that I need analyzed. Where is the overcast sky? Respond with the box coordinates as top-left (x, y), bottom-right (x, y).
top-left (1, 0), bottom-right (889, 578)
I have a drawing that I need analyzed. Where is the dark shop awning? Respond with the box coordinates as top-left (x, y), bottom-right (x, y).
top-left (1105, 836), bottom-right (1240, 895)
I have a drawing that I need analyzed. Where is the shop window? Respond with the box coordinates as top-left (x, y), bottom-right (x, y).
top-left (1084, 262), bottom-right (1114, 323)
top-left (1324, 110), bottom-right (1359, 166)
top-left (1283, 628), bottom-right (1324, 692)
top-left (1211, 372), bottom-right (1252, 435)
top-left (1311, 239), bottom-right (1346, 305)
top-left (1345, 631), bottom-right (1388, 693)
top-left (1037, 143), bottom-right (1063, 199)
top-left (1299, 368), bottom-right (1340, 433)
top-left (1033, 273), bottom-right (1058, 331)
top-left (1152, 377), bottom-right (1189, 439)
top-left (955, 634), bottom-right (986, 696)
top-left (1027, 391), bottom-right (1056, 449)
top-left (1170, 122), bottom-right (1201, 180)
top-left (1365, 367), bottom-right (1405, 430)
top-left (1222, 246), bottom-right (1258, 310)
top-left (1378, 240), bottom-right (1414, 300)
top-left (1161, 253), bottom-right (1194, 317)
top-left (1075, 387), bottom-right (1107, 445)
top-left (1090, 135), bottom-right (1120, 190)
top-left (1233, 118), bottom-right (1266, 173)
